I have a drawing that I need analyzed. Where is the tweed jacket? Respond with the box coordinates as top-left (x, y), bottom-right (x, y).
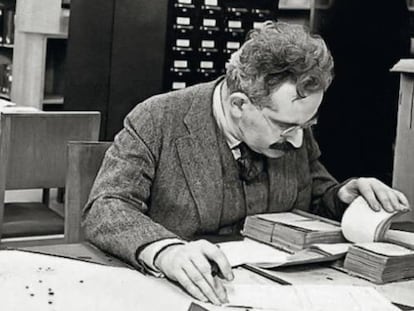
top-left (82, 79), bottom-right (347, 270)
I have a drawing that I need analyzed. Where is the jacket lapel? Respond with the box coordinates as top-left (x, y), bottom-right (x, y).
top-left (267, 151), bottom-right (298, 212)
top-left (175, 80), bottom-right (224, 233)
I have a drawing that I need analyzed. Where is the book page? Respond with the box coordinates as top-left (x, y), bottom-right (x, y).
top-left (217, 284), bottom-right (399, 311)
top-left (0, 250), bottom-right (191, 311)
top-left (385, 229), bottom-right (414, 249)
top-left (355, 242), bottom-right (414, 256)
top-left (258, 212), bottom-right (310, 224)
top-left (341, 196), bottom-right (399, 243)
top-left (258, 213), bottom-right (340, 232)
top-left (290, 220), bottom-right (340, 232)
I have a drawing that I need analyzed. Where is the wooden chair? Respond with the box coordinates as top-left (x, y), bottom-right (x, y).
top-left (64, 141), bottom-right (112, 243)
top-left (0, 111), bottom-right (100, 246)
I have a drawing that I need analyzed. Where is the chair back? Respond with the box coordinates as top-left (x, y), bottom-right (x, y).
top-left (0, 111), bottom-right (101, 241)
top-left (65, 141), bottom-right (112, 243)
top-left (0, 112), bottom-right (100, 190)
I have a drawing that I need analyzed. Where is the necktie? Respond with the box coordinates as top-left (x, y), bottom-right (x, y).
top-left (236, 142), bottom-right (266, 182)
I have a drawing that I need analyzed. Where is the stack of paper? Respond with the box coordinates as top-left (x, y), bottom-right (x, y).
top-left (242, 211), bottom-right (345, 252)
top-left (344, 242), bottom-right (414, 284)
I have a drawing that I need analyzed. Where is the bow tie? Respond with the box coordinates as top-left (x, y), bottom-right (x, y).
top-left (236, 143), bottom-right (266, 182)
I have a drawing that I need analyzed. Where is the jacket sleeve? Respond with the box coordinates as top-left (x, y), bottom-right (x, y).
top-left (82, 101), bottom-right (179, 271)
top-left (304, 129), bottom-right (350, 221)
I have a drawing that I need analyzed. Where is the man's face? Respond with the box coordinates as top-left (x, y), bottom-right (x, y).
top-left (231, 81), bottom-right (323, 158)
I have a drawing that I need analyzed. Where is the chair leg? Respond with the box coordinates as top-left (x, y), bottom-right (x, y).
top-left (57, 187), bottom-right (65, 203)
top-left (42, 188), bottom-right (50, 205)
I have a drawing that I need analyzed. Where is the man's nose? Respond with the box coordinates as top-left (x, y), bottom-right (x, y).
top-left (284, 128), bottom-right (303, 148)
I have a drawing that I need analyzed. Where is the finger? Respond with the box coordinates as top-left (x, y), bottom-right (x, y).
top-left (175, 269), bottom-right (209, 303)
top-left (182, 261), bottom-right (222, 305)
top-left (370, 183), bottom-right (394, 213)
top-left (201, 242), bottom-right (234, 281)
top-left (357, 179), bottom-right (381, 211)
top-left (387, 190), bottom-right (406, 212)
top-left (214, 276), bottom-right (228, 304)
top-left (191, 254), bottom-right (228, 303)
top-left (394, 190), bottom-right (411, 210)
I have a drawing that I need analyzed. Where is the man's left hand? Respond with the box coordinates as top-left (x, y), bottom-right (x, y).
top-left (338, 178), bottom-right (410, 213)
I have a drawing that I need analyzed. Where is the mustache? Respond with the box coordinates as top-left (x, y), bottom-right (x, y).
top-left (269, 141), bottom-right (294, 152)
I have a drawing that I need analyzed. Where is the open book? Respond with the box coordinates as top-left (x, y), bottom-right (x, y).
top-left (221, 196), bottom-right (414, 277)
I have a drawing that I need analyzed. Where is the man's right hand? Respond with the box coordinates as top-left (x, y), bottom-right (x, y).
top-left (154, 239), bottom-right (234, 305)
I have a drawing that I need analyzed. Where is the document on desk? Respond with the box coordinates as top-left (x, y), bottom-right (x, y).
top-left (0, 250), bottom-right (192, 311)
top-left (218, 238), bottom-right (349, 268)
top-left (204, 284), bottom-right (399, 311)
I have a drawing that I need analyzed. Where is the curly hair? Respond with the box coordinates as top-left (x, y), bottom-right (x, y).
top-left (225, 21), bottom-right (334, 107)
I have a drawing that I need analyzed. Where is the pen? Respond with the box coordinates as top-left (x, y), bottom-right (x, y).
top-left (209, 259), bottom-right (225, 279)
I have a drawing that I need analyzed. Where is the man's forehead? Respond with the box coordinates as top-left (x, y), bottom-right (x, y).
top-left (266, 84), bottom-right (323, 123)
top-left (269, 82), bottom-right (323, 108)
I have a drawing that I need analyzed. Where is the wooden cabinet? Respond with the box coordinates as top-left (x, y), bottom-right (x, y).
top-left (64, 0), bottom-right (169, 140)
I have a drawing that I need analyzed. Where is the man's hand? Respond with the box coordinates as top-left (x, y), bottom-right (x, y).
top-left (154, 239), bottom-right (234, 305)
top-left (338, 178), bottom-right (410, 213)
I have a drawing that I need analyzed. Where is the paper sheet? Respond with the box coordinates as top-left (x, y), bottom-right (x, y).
top-left (218, 239), bottom-right (348, 269)
top-left (341, 196), bottom-right (399, 243)
top-left (218, 238), bottom-right (289, 267)
top-left (0, 250), bottom-right (191, 311)
top-left (311, 243), bottom-right (351, 255)
top-left (218, 284), bottom-right (399, 311)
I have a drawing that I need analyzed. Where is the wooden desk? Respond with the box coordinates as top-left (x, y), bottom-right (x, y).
top-left (19, 242), bottom-right (414, 310)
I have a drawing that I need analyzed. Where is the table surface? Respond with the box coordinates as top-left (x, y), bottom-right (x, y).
top-left (18, 242), bottom-right (414, 310)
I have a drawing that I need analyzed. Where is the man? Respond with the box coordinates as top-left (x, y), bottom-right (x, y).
top-left (83, 21), bottom-right (410, 305)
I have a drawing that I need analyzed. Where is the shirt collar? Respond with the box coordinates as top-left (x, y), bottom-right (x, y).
top-left (212, 80), bottom-right (241, 153)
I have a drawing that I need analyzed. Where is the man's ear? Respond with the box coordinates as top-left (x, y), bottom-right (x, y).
top-left (229, 92), bottom-right (250, 118)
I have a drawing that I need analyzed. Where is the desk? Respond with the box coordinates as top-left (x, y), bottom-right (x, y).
top-left (17, 242), bottom-right (414, 310)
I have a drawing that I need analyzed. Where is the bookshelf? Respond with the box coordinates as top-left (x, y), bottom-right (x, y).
top-left (9, 0), bottom-right (69, 110)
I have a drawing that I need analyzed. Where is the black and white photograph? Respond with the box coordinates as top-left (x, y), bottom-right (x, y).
top-left (0, 0), bottom-right (414, 310)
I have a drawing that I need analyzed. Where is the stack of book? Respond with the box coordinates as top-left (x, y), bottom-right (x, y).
top-left (242, 210), bottom-right (345, 252)
top-left (344, 242), bottom-right (414, 284)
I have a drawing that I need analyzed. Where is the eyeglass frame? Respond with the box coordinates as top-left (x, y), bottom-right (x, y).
top-left (235, 90), bottom-right (320, 137)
